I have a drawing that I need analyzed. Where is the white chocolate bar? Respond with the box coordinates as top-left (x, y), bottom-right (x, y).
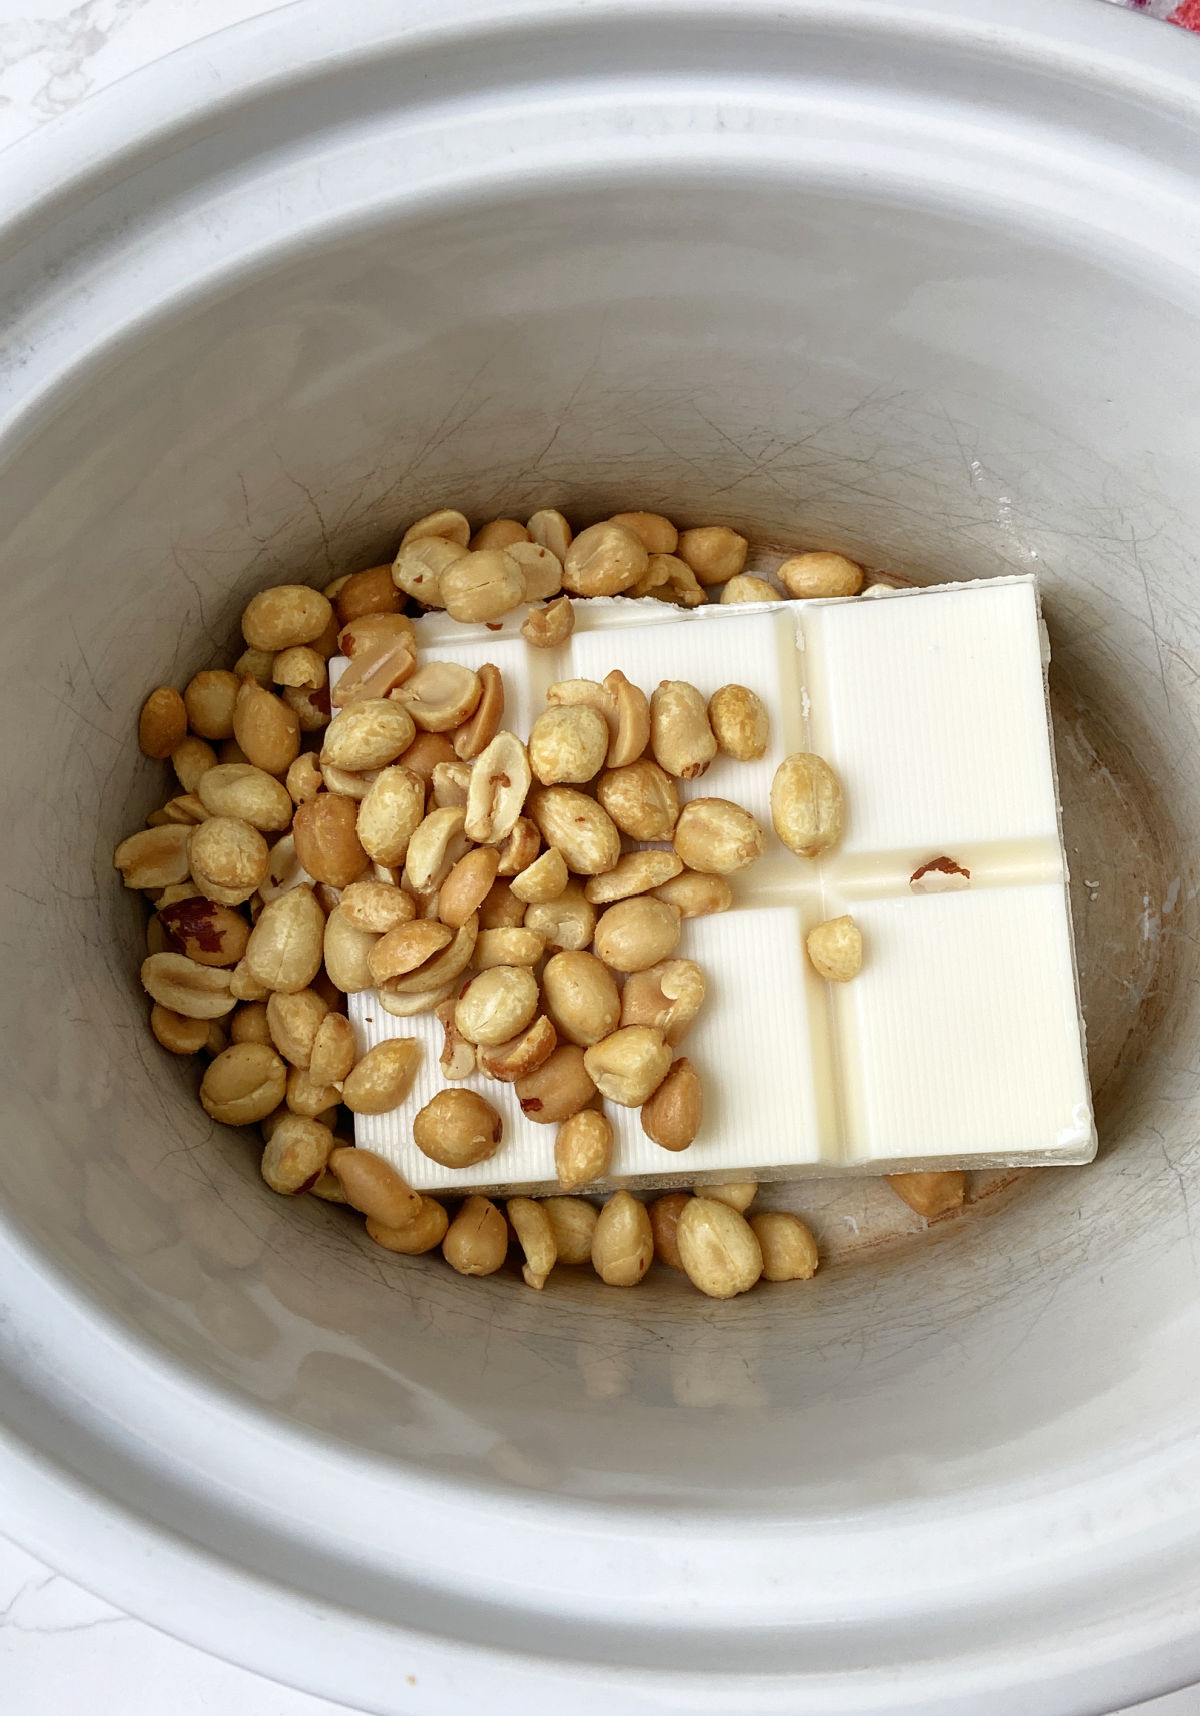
top-left (337, 575), bottom-right (1095, 1194)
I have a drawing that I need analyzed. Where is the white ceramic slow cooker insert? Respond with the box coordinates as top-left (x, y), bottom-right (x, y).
top-left (2, 3), bottom-right (1200, 1711)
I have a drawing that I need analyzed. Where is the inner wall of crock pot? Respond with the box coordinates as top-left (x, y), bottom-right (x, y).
top-left (4, 175), bottom-right (1199, 1505)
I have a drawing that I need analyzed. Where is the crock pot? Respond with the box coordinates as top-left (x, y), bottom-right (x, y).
top-left (3, 2), bottom-right (1200, 1711)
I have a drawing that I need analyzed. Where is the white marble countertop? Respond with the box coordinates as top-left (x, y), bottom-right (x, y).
top-left (1, 2), bottom-right (1199, 1712)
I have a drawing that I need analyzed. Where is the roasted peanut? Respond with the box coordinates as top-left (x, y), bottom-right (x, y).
top-left (141, 952), bottom-right (236, 1019)
top-left (473, 926), bottom-right (545, 969)
top-left (156, 896), bottom-right (251, 967)
top-left (242, 585), bottom-right (333, 652)
top-left (777, 550), bottom-right (864, 599)
top-left (527, 787), bottom-right (620, 875)
top-left (648, 1191), bottom-right (690, 1271)
top-left (327, 1146), bottom-right (422, 1231)
top-left (232, 678), bottom-right (301, 776)
top-left (377, 978), bottom-right (459, 1018)
top-left (230, 1002), bottom-right (272, 1046)
top-left (436, 1000), bottom-right (476, 1080)
top-left (338, 612), bottom-right (417, 659)
top-left (527, 508), bottom-right (572, 559)
top-left (591, 1191), bottom-right (653, 1286)
top-left (357, 765), bottom-right (425, 866)
top-left (602, 669), bottom-right (651, 766)
top-left (510, 846), bottom-right (568, 905)
top-left (673, 798), bottom-right (765, 875)
top-left (508, 1197), bottom-right (557, 1289)
top-left (546, 676), bottom-right (617, 733)
top-left (310, 1168), bottom-right (349, 1204)
top-left (495, 815), bottom-right (541, 877)
top-left (806, 915), bottom-right (862, 982)
top-left (403, 806), bottom-right (470, 893)
top-left (265, 988), bottom-right (328, 1067)
top-left (455, 966), bottom-right (539, 1047)
top-left (650, 680), bottom-right (717, 779)
top-left (438, 847), bottom-right (500, 928)
top-left (394, 661), bottom-right (482, 733)
top-left (584, 850), bottom-right (683, 905)
top-left (334, 564), bottom-right (402, 625)
top-left (414, 1088), bottom-right (504, 1169)
top-left (721, 575), bottom-right (781, 604)
top-left (593, 897), bottom-right (681, 973)
top-left (596, 759), bottom-right (679, 841)
top-left (529, 704), bottom-right (609, 786)
top-left (149, 1003), bottom-right (210, 1055)
top-left (138, 685), bottom-right (188, 759)
top-left (750, 1212), bottom-right (819, 1280)
top-left (470, 518), bottom-right (529, 551)
top-left (261, 1114), bottom-right (333, 1194)
top-left (286, 1064), bottom-right (344, 1118)
top-left (887, 1171), bottom-right (965, 1220)
top-left (184, 669), bottom-right (240, 740)
top-left (171, 734), bottom-right (218, 793)
top-left (391, 534), bottom-right (463, 606)
top-left (339, 877), bottom-right (415, 933)
top-left (200, 1043), bottom-right (288, 1125)
top-left (563, 521), bottom-right (648, 597)
top-left (636, 552), bottom-right (706, 607)
top-left (640, 1057), bottom-right (702, 1151)
top-left (771, 752), bottom-right (844, 858)
top-left (281, 681), bottom-right (331, 733)
top-left (257, 831), bottom-right (314, 902)
top-left (149, 794), bottom-right (209, 828)
top-left (401, 507), bottom-right (471, 548)
top-left (609, 510), bottom-right (677, 554)
top-left (321, 760), bottom-right (376, 799)
top-left (114, 825), bottom-right (192, 890)
top-left (475, 1015), bottom-right (557, 1082)
top-left (330, 640), bottom-right (414, 706)
top-left (243, 885), bottom-right (325, 993)
top-left (230, 960), bottom-right (271, 1002)
top-left (289, 794), bottom-right (366, 889)
top-left (702, 1181), bottom-right (757, 1212)
top-left (677, 1197), bottom-right (762, 1298)
top-left (543, 1196), bottom-right (598, 1265)
top-left (367, 1198), bottom-right (449, 1254)
top-left (707, 685), bottom-right (768, 761)
top-left (465, 732), bottom-right (532, 845)
top-left (506, 539), bottom-right (562, 602)
top-left (322, 699), bottom-right (415, 772)
top-left (441, 549), bottom-right (525, 623)
top-left (479, 879), bottom-right (527, 929)
top-left (584, 1026), bottom-right (671, 1107)
top-left (554, 1108), bottom-right (613, 1191)
top-left (234, 648), bottom-right (275, 688)
top-left (452, 663), bottom-right (504, 761)
top-left (542, 951), bottom-right (620, 1047)
top-left (308, 1012), bottom-right (356, 1085)
top-left (516, 1044), bottom-right (597, 1124)
top-left (197, 762), bottom-right (294, 830)
top-left (443, 1195), bottom-right (508, 1275)
top-left (676, 525), bottom-right (748, 586)
top-left (521, 596), bottom-right (575, 649)
top-left (431, 760), bottom-right (473, 807)
top-left (369, 920), bottom-right (453, 984)
top-left (522, 881), bottom-right (596, 952)
top-left (189, 816), bottom-right (269, 905)
top-left (652, 871), bottom-right (732, 918)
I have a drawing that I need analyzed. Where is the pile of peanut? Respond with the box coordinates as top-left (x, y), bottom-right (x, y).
top-left (115, 506), bottom-right (965, 1302)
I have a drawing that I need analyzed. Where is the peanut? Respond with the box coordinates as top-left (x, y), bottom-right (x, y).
top-left (368, 920), bottom-right (453, 984)
top-left (596, 759), bottom-right (679, 842)
top-left (806, 915), bottom-right (862, 982)
top-left (702, 1181), bottom-right (757, 1212)
top-left (430, 760), bottom-right (473, 807)
top-left (338, 878), bottom-right (415, 933)
top-left (777, 550), bottom-right (864, 599)
top-left (234, 648), bottom-right (275, 688)
top-left (338, 612), bottom-right (417, 659)
top-left (637, 552), bottom-right (705, 606)
top-left (330, 641), bottom-right (414, 706)
top-left (141, 953), bottom-right (236, 1018)
top-left (563, 521), bottom-right (648, 597)
top-left (401, 507), bottom-right (471, 548)
top-left (521, 596), bottom-right (575, 649)
top-left (329, 1145), bottom-right (422, 1227)
top-left (114, 825), bottom-right (192, 890)
top-left (261, 1114), bottom-right (333, 1194)
top-left (677, 1197), bottom-right (763, 1298)
top-left (455, 966), bottom-right (539, 1047)
top-left (673, 798), bottom-right (765, 875)
top-left (507, 540), bottom-right (563, 602)
top-left (322, 699), bottom-right (416, 772)
top-left (391, 534), bottom-right (463, 606)
top-left (648, 1191), bottom-right (690, 1271)
top-left (465, 732), bottom-right (532, 845)
top-left (584, 1026), bottom-right (671, 1107)
top-left (508, 1197), bottom-right (557, 1289)
top-left (510, 846), bottom-right (568, 905)
top-left (437, 847), bottom-right (500, 928)
top-left (751, 1212), bottom-right (820, 1280)
top-left (522, 881), bottom-right (596, 952)
top-left (189, 816), bottom-right (269, 905)
top-left (414, 1088), bottom-right (503, 1169)
top-left (334, 564), bottom-right (401, 625)
top-left (200, 1043), bottom-right (288, 1125)
top-left (591, 1191), bottom-right (653, 1287)
top-left (157, 896), bottom-right (251, 967)
top-left (494, 815), bottom-right (541, 877)
top-left (149, 1003), bottom-right (210, 1055)
top-left (243, 885), bottom-right (325, 993)
top-left (230, 1002), bottom-right (272, 1046)
top-left (529, 704), bottom-right (609, 785)
top-left (242, 585), bottom-right (333, 652)
top-left (593, 897), bottom-right (681, 973)
top-left (367, 1198), bottom-right (449, 1255)
top-left (470, 518), bottom-right (529, 551)
top-left (770, 753), bottom-right (844, 858)
top-left (394, 661), bottom-right (482, 732)
top-left (308, 1012), bottom-right (356, 1085)
top-left (403, 806), bottom-right (470, 894)
top-left (675, 525), bottom-right (747, 586)
top-left (285, 1064), bottom-right (343, 1118)
top-left (584, 850), bottom-right (683, 905)
top-left (441, 549), bottom-right (525, 623)
top-left (196, 763), bottom-right (293, 831)
top-left (139, 686), bottom-right (187, 758)
top-left (527, 787), bottom-right (620, 875)
top-left (542, 951), bottom-right (620, 1047)
top-left (475, 1015), bottom-right (557, 1082)
top-left (184, 669), bottom-right (240, 739)
top-left (442, 1195), bottom-right (508, 1275)
top-left (527, 508), bottom-right (572, 560)
top-left (171, 734), bottom-right (218, 793)
top-left (721, 575), bottom-right (781, 604)
top-left (650, 680), bottom-right (717, 780)
top-left (603, 670), bottom-right (651, 767)
top-left (452, 663), bottom-right (504, 761)
top-left (887, 1171), bottom-right (965, 1220)
top-left (516, 1044), bottom-right (596, 1124)
top-left (281, 682), bottom-right (331, 733)
top-left (479, 879), bottom-right (527, 929)
top-left (554, 1108), bottom-right (613, 1191)
top-left (472, 927), bottom-right (545, 969)
top-left (436, 998), bottom-right (476, 1080)
top-left (232, 679), bottom-right (301, 776)
top-left (543, 1197), bottom-right (598, 1265)
top-left (265, 988), bottom-right (329, 1067)
top-left (357, 765), bottom-right (425, 866)
top-left (609, 510), bottom-right (677, 554)
top-left (707, 684), bottom-right (769, 761)
top-left (640, 1056), bottom-right (702, 1151)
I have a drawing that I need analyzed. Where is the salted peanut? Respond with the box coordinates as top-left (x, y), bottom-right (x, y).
top-left (265, 988), bottom-right (328, 1067)
top-left (171, 734), bottom-right (218, 793)
top-left (261, 1113), bottom-right (333, 1194)
top-left (452, 663), bottom-right (504, 761)
top-left (232, 678), bottom-right (301, 776)
top-left (554, 1108), bottom-right (613, 1191)
top-left (806, 914), bottom-right (862, 982)
top-left (441, 548), bottom-right (525, 623)
top-left (443, 1195), bottom-right (508, 1276)
top-left (391, 535), bottom-right (463, 606)
top-left (591, 1190), bottom-right (653, 1287)
top-left (257, 831), bottom-right (315, 904)
top-left (203, 1020), bottom-right (230, 1057)
top-left (414, 1088), bottom-right (503, 1169)
top-left (521, 596), bottom-right (575, 649)
top-left (330, 1148), bottom-right (422, 1230)
top-left (242, 584), bottom-right (332, 652)
top-left (308, 1012), bottom-right (356, 1085)
top-left (650, 680), bottom-right (717, 780)
top-left (473, 926), bottom-right (544, 969)
top-left (460, 731), bottom-right (530, 847)
top-left (673, 798), bottom-right (765, 875)
top-left (310, 1168), bottom-right (349, 1203)
top-left (342, 1038), bottom-right (422, 1115)
top-left (436, 999), bottom-right (476, 1079)
top-left (200, 1043), bottom-right (288, 1125)
top-left (584, 1026), bottom-right (671, 1107)
top-left (516, 1043), bottom-right (597, 1123)
top-left (286, 1064), bottom-right (344, 1118)
top-left (230, 1001), bottom-right (272, 1046)
top-left (649, 1191), bottom-right (690, 1271)
top-left (367, 1197), bottom-right (449, 1254)
top-left (334, 564), bottom-right (401, 626)
top-left (455, 965), bottom-right (539, 1047)
top-left (653, 872), bottom-right (732, 920)
top-left (676, 524), bottom-right (748, 586)
top-left (322, 698), bottom-right (415, 772)
top-left (494, 815), bottom-right (540, 877)
top-left (338, 612), bottom-right (417, 659)
top-left (148, 794), bottom-right (209, 828)
top-left (230, 960), bottom-right (271, 1002)
top-left (507, 1197), bottom-right (557, 1290)
top-left (157, 897), bottom-right (251, 967)
top-left (480, 879), bottom-right (527, 929)
top-left (331, 641), bottom-right (414, 707)
top-left (281, 682), bottom-right (332, 734)
top-left (640, 552), bottom-right (706, 607)
top-left (439, 846), bottom-right (500, 928)
top-left (180, 669), bottom-right (239, 740)
top-left (394, 662), bottom-right (482, 734)
top-left (145, 915), bottom-right (171, 955)
top-left (677, 1197), bottom-right (762, 1298)
top-left (290, 794), bottom-right (367, 889)
top-left (640, 1057), bottom-right (702, 1151)
top-left (750, 1212), bottom-right (819, 1281)
top-left (528, 787), bottom-right (620, 875)
top-left (523, 880), bottom-right (596, 952)
top-left (402, 507), bottom-right (471, 549)
top-left (543, 1197), bottom-right (598, 1265)
top-left (142, 952), bottom-right (236, 1018)
top-left (721, 574), bottom-right (782, 604)
top-left (114, 825), bottom-right (192, 891)
top-left (403, 806), bottom-right (469, 893)
top-left (708, 685), bottom-right (769, 761)
top-left (602, 670), bottom-right (651, 767)
top-left (563, 521), bottom-right (648, 596)
top-left (585, 850), bottom-right (683, 906)
top-left (464, 518), bottom-right (527, 553)
top-left (244, 885), bottom-right (325, 993)
top-left (137, 685), bottom-right (187, 758)
top-left (430, 754), bottom-right (475, 804)
top-left (149, 1003), bottom-right (210, 1055)
top-left (546, 675), bottom-right (617, 730)
top-left (321, 761), bottom-right (376, 800)
top-left (196, 763), bottom-right (293, 831)
top-left (529, 704), bottom-right (609, 785)
top-left (542, 950), bottom-right (620, 1047)
top-left (527, 507), bottom-right (572, 559)
top-left (190, 816), bottom-right (269, 905)
top-left (384, 915), bottom-right (478, 994)
top-left (593, 897), bottom-right (681, 973)
top-left (771, 752), bottom-right (844, 858)
top-left (609, 510), bottom-right (677, 554)
top-left (596, 761), bottom-right (678, 845)
top-left (887, 1170), bottom-right (966, 1220)
top-left (510, 846), bottom-right (568, 905)
top-left (369, 919), bottom-right (453, 984)
top-left (625, 554), bottom-right (670, 598)
top-left (506, 539), bottom-right (562, 602)
top-left (476, 1016), bottom-right (557, 1082)
top-left (285, 753), bottom-right (324, 805)
top-left (777, 550), bottom-right (864, 600)
top-left (339, 877), bottom-right (415, 933)
top-left (234, 648), bottom-right (276, 688)
top-left (377, 978), bottom-right (459, 1018)
top-left (357, 765), bottom-right (425, 866)
top-left (155, 880), bottom-right (203, 907)
top-left (703, 1181), bottom-right (757, 1212)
